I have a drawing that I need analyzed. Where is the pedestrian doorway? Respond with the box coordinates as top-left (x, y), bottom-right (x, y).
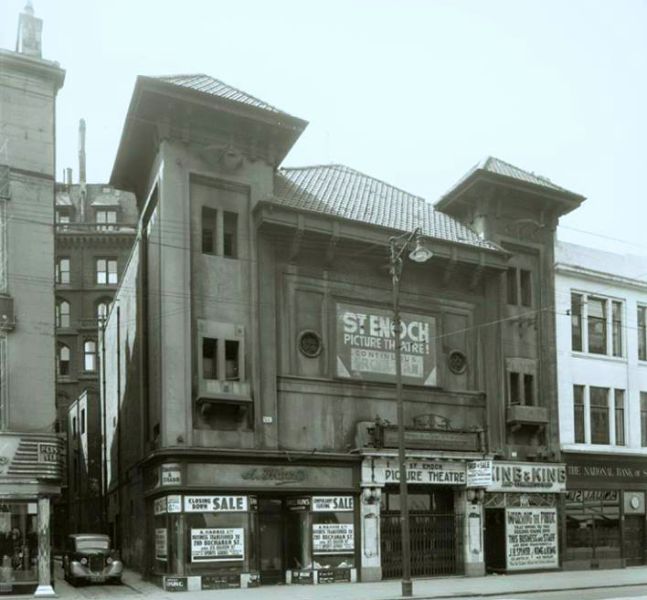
top-left (380, 487), bottom-right (463, 578)
top-left (484, 508), bottom-right (506, 571)
top-left (624, 515), bottom-right (645, 566)
top-left (258, 499), bottom-right (284, 585)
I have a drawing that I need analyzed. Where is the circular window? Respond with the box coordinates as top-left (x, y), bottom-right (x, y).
top-left (298, 330), bottom-right (323, 358)
top-left (448, 350), bottom-right (467, 375)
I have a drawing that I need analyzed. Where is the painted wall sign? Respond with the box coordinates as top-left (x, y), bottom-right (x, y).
top-left (184, 496), bottom-right (248, 513)
top-left (191, 528), bottom-right (244, 562)
top-left (366, 458), bottom-right (466, 486)
top-left (505, 508), bottom-right (558, 571)
top-left (153, 497), bottom-right (167, 515)
top-left (311, 496), bottom-right (354, 512)
top-left (466, 460), bottom-right (493, 487)
top-left (160, 464), bottom-right (182, 486)
top-left (312, 523), bottom-right (354, 554)
top-left (0, 434), bottom-right (62, 479)
top-left (167, 495), bottom-right (182, 513)
top-left (488, 462), bottom-right (566, 493)
top-left (37, 443), bottom-right (58, 463)
top-left (335, 303), bottom-right (437, 386)
top-left (155, 528), bottom-right (167, 560)
top-left (565, 453), bottom-right (647, 489)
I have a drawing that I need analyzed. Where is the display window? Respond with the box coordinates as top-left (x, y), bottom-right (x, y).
top-left (0, 502), bottom-right (39, 587)
top-left (565, 489), bottom-right (620, 561)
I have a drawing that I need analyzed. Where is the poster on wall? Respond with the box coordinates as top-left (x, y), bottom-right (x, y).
top-left (312, 523), bottom-right (354, 555)
top-left (311, 496), bottom-right (354, 512)
top-left (155, 528), bottom-right (168, 561)
top-left (191, 528), bottom-right (244, 562)
top-left (505, 508), bottom-right (558, 570)
top-left (335, 303), bottom-right (437, 386)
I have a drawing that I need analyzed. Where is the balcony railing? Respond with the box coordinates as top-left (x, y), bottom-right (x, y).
top-left (55, 223), bottom-right (137, 233)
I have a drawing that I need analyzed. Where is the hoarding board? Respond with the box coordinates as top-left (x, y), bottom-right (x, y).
top-left (335, 303), bottom-right (436, 386)
top-left (505, 508), bottom-right (558, 571)
top-left (191, 528), bottom-right (244, 562)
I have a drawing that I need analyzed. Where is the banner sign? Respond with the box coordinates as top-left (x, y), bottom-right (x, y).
top-left (335, 303), bottom-right (437, 386)
top-left (191, 528), bottom-right (244, 562)
top-left (184, 496), bottom-right (248, 513)
top-left (313, 523), bottom-right (354, 554)
top-left (311, 496), bottom-right (354, 512)
top-left (467, 460), bottom-right (493, 487)
top-left (367, 458), bottom-right (466, 486)
top-left (155, 528), bottom-right (167, 560)
top-left (505, 508), bottom-right (558, 570)
top-left (488, 462), bottom-right (566, 493)
top-left (160, 464), bottom-right (182, 486)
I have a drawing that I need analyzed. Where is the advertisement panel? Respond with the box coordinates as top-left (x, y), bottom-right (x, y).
top-left (466, 460), bottom-right (493, 488)
top-left (155, 528), bottom-right (167, 560)
top-left (335, 303), bottom-right (436, 386)
top-left (505, 508), bottom-right (558, 570)
top-left (488, 462), bottom-right (566, 493)
top-left (367, 458), bottom-right (466, 486)
top-left (184, 496), bottom-right (248, 513)
top-left (191, 528), bottom-right (244, 562)
top-left (312, 523), bottom-right (354, 555)
top-left (311, 496), bottom-right (354, 512)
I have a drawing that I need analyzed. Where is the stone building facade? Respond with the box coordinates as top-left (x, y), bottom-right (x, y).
top-left (0, 4), bottom-right (65, 596)
top-left (100, 73), bottom-right (585, 591)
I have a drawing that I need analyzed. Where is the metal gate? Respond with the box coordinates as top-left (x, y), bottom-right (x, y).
top-left (381, 512), bottom-right (463, 578)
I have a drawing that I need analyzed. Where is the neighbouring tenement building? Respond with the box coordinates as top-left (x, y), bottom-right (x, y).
top-left (101, 73), bottom-right (584, 591)
top-left (53, 121), bottom-right (137, 539)
top-left (556, 241), bottom-right (647, 569)
top-left (0, 4), bottom-right (65, 597)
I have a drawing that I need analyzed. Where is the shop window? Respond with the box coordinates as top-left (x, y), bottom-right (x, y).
top-left (223, 211), bottom-right (238, 258)
top-left (56, 257), bottom-right (70, 284)
top-left (96, 258), bottom-right (118, 285)
top-left (639, 306), bottom-right (647, 361)
top-left (202, 207), bottom-right (217, 255)
top-left (573, 385), bottom-right (585, 443)
top-left (83, 340), bottom-right (97, 372)
top-left (96, 209), bottom-right (117, 231)
top-left (571, 292), bottom-right (625, 357)
top-left (57, 343), bottom-right (70, 377)
top-left (589, 386), bottom-right (609, 444)
top-left (614, 389), bottom-right (625, 446)
top-left (641, 392), bottom-right (647, 447)
top-left (0, 502), bottom-right (40, 585)
top-left (55, 298), bottom-right (70, 328)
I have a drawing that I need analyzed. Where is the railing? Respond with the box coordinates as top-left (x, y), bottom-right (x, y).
top-left (55, 223), bottom-right (137, 233)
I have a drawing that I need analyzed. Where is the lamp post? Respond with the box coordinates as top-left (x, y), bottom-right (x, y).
top-left (389, 227), bottom-right (433, 597)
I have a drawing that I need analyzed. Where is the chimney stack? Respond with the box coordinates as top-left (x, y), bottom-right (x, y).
top-left (78, 118), bottom-right (86, 186)
top-left (16, 1), bottom-right (42, 58)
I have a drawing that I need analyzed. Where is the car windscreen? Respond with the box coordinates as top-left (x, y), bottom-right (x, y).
top-left (75, 538), bottom-right (110, 551)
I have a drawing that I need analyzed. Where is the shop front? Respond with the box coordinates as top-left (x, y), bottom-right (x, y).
top-left (146, 457), bottom-right (359, 591)
top-left (563, 452), bottom-right (647, 570)
top-left (0, 433), bottom-right (64, 597)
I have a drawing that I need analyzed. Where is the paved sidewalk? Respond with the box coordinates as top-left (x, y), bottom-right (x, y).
top-left (45, 564), bottom-right (647, 599)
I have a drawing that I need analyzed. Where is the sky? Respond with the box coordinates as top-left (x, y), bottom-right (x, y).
top-left (1, 0), bottom-right (646, 261)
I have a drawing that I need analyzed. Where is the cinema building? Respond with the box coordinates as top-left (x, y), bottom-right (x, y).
top-left (101, 73), bottom-right (584, 590)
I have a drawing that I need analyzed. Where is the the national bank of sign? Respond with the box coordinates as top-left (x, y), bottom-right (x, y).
top-left (100, 73), bottom-right (586, 591)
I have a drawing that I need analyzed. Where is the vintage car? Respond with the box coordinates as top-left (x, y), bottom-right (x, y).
top-left (62, 534), bottom-right (123, 585)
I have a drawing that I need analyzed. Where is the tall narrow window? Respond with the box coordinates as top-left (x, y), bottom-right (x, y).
top-left (614, 389), bottom-right (625, 446)
top-left (587, 297), bottom-right (607, 355)
top-left (573, 385), bottom-right (585, 443)
top-left (523, 373), bottom-right (534, 406)
top-left (639, 307), bottom-right (647, 362)
top-left (202, 207), bottom-right (218, 255)
top-left (571, 293), bottom-right (583, 352)
top-left (83, 340), bottom-right (97, 372)
top-left (223, 212), bottom-right (238, 258)
top-left (520, 269), bottom-right (532, 307)
top-left (56, 257), bottom-right (70, 284)
top-left (80, 408), bottom-right (86, 435)
top-left (641, 392), bottom-right (647, 447)
top-left (509, 372), bottom-right (521, 405)
top-left (0, 335), bottom-right (6, 429)
top-left (58, 344), bottom-right (71, 376)
top-left (589, 386), bottom-right (609, 444)
top-left (225, 340), bottom-right (240, 380)
top-left (55, 299), bottom-right (70, 328)
top-left (506, 267), bottom-right (518, 305)
top-left (202, 338), bottom-right (218, 379)
top-left (96, 258), bottom-right (118, 285)
top-left (611, 301), bottom-right (623, 357)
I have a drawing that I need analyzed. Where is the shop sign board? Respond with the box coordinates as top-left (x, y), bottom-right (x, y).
top-left (366, 458), bottom-right (466, 486)
top-left (312, 523), bottom-right (354, 555)
top-left (167, 495), bottom-right (182, 513)
top-left (161, 464), bottom-right (182, 486)
top-left (335, 303), bottom-right (437, 387)
top-left (201, 574), bottom-right (240, 590)
top-left (184, 496), bottom-right (248, 513)
top-left (311, 496), bottom-right (354, 512)
top-left (467, 460), bottom-right (493, 487)
top-left (191, 528), bottom-right (244, 562)
top-left (153, 497), bottom-right (167, 515)
top-left (565, 453), bottom-right (647, 489)
top-left (318, 568), bottom-right (352, 584)
top-left (155, 528), bottom-right (167, 560)
top-left (164, 577), bottom-right (187, 592)
top-left (488, 462), bottom-right (566, 493)
top-left (505, 508), bottom-right (558, 571)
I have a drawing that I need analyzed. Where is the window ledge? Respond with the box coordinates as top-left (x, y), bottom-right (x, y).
top-left (571, 352), bottom-right (626, 363)
top-left (198, 380), bottom-right (251, 404)
top-left (506, 404), bottom-right (548, 425)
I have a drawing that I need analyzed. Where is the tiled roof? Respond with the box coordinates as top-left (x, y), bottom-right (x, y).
top-left (156, 74), bottom-right (287, 115)
top-left (272, 164), bottom-right (500, 251)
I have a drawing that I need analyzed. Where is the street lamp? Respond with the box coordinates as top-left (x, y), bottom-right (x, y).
top-left (389, 227), bottom-right (433, 597)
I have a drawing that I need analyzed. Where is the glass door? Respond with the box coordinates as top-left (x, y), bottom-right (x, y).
top-left (258, 499), bottom-right (284, 585)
